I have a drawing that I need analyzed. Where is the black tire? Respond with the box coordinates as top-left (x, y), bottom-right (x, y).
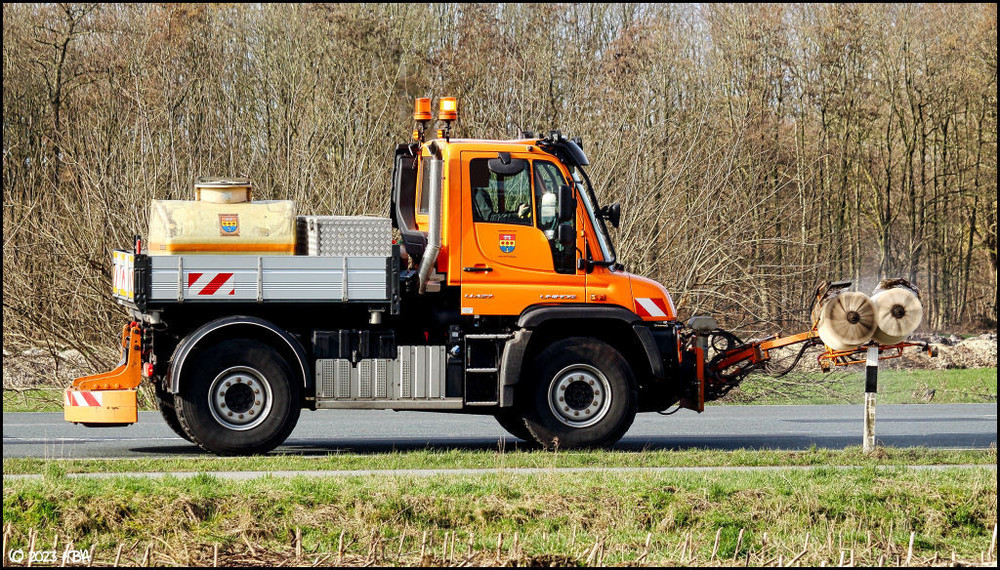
top-left (155, 381), bottom-right (193, 443)
top-left (494, 408), bottom-right (535, 442)
top-left (175, 338), bottom-right (301, 455)
top-left (523, 337), bottom-right (637, 450)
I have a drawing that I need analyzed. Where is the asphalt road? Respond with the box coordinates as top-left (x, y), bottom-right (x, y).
top-left (3, 403), bottom-right (995, 459)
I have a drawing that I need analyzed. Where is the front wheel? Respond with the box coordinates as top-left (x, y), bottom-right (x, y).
top-left (523, 337), bottom-right (637, 450)
top-left (494, 409), bottom-right (534, 442)
top-left (175, 339), bottom-right (301, 455)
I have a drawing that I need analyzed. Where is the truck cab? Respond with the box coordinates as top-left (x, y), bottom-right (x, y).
top-left (382, 114), bottom-right (691, 444)
top-left (395, 132), bottom-right (676, 323)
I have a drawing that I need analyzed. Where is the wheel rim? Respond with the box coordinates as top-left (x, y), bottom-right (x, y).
top-left (547, 364), bottom-right (612, 428)
top-left (208, 366), bottom-right (273, 431)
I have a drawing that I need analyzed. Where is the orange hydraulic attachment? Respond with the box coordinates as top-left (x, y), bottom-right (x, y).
top-left (64, 322), bottom-right (142, 425)
top-left (709, 329), bottom-right (936, 385)
top-left (711, 330), bottom-right (820, 376)
top-left (817, 341), bottom-right (938, 370)
top-left (708, 280), bottom-right (935, 385)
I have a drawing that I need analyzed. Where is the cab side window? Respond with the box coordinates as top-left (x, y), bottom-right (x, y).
top-left (469, 158), bottom-right (533, 226)
top-left (534, 161), bottom-right (576, 274)
top-left (534, 161), bottom-right (564, 237)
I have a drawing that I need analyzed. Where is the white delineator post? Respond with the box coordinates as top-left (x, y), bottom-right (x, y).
top-left (863, 346), bottom-right (878, 452)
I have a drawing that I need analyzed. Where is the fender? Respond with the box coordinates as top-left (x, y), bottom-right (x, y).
top-left (515, 304), bottom-right (665, 381)
top-left (517, 303), bottom-right (641, 328)
top-left (167, 316), bottom-right (310, 395)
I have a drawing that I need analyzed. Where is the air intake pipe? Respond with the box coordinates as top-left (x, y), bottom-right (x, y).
top-left (418, 142), bottom-right (443, 294)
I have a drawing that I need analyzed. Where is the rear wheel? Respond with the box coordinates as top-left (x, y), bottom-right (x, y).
top-left (523, 337), bottom-right (637, 450)
top-left (175, 339), bottom-right (300, 455)
top-left (155, 381), bottom-right (192, 442)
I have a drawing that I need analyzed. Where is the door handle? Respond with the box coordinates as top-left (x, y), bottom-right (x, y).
top-left (463, 266), bottom-right (493, 273)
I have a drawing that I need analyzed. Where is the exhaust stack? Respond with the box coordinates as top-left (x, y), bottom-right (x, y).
top-left (418, 142), bottom-right (443, 294)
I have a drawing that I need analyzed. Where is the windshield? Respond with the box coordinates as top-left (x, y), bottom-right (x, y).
top-left (571, 167), bottom-right (616, 265)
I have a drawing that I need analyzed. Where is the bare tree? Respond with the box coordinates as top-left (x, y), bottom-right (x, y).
top-left (3, 3), bottom-right (996, 381)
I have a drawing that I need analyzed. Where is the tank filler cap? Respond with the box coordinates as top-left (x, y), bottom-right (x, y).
top-left (194, 177), bottom-right (252, 203)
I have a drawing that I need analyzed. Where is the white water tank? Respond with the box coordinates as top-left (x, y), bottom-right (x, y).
top-left (146, 178), bottom-right (296, 255)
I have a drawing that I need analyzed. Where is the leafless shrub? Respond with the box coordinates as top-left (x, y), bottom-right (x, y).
top-left (3, 4), bottom-right (996, 381)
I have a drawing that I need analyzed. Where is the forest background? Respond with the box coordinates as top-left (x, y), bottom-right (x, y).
top-left (2, 3), bottom-right (996, 365)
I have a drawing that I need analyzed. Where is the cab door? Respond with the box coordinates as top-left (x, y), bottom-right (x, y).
top-left (459, 151), bottom-right (585, 316)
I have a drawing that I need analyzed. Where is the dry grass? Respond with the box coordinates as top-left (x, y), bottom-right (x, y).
top-left (4, 529), bottom-right (996, 567)
top-left (4, 447), bottom-right (997, 476)
top-left (2, 467), bottom-right (996, 567)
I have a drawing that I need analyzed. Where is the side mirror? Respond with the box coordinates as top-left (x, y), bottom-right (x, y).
top-left (539, 191), bottom-right (557, 227)
top-left (558, 185), bottom-right (576, 222)
top-left (488, 152), bottom-right (527, 176)
top-left (557, 222), bottom-right (574, 247)
top-left (600, 203), bottom-right (621, 228)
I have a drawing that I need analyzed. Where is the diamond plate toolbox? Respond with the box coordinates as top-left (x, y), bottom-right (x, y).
top-left (297, 216), bottom-right (392, 257)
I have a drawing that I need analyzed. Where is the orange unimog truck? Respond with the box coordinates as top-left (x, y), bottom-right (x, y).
top-left (66, 97), bottom-right (929, 455)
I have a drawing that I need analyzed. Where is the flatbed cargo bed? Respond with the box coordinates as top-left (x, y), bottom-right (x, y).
top-left (112, 250), bottom-right (396, 311)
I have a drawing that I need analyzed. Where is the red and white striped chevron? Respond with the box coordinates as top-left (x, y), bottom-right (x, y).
top-left (65, 390), bottom-right (103, 407)
top-left (635, 297), bottom-right (669, 318)
top-left (186, 272), bottom-right (236, 296)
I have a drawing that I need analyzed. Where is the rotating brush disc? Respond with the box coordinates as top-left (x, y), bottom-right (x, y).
top-left (870, 287), bottom-right (923, 345)
top-left (817, 291), bottom-right (877, 351)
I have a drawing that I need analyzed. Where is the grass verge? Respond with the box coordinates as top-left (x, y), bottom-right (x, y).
top-left (2, 466), bottom-right (996, 567)
top-left (3, 446), bottom-right (996, 476)
top-left (722, 367), bottom-right (997, 405)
